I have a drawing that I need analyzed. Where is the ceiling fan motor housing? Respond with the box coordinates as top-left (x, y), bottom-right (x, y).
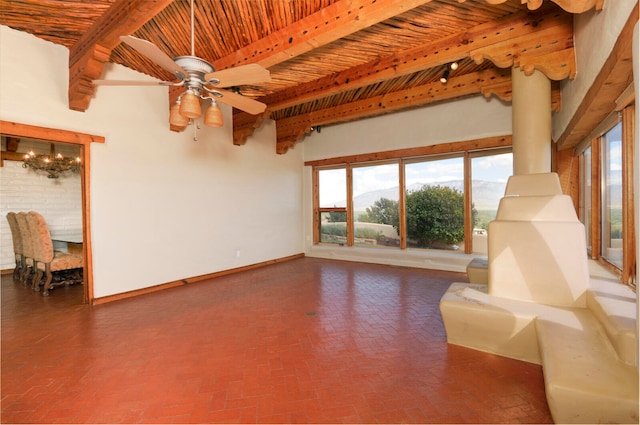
top-left (174, 55), bottom-right (217, 91)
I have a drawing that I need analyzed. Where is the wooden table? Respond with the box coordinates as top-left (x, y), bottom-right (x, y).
top-left (51, 232), bottom-right (83, 255)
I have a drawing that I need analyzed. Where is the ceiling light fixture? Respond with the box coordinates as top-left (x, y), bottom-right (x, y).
top-left (440, 62), bottom-right (458, 84)
top-left (23, 143), bottom-right (81, 179)
top-left (440, 68), bottom-right (450, 84)
top-left (93, 0), bottom-right (269, 141)
top-left (168, 56), bottom-right (226, 135)
top-left (204, 100), bottom-right (223, 127)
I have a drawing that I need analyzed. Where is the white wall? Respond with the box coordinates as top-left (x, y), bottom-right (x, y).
top-left (553, 0), bottom-right (639, 141)
top-left (0, 26), bottom-right (304, 298)
top-left (303, 96), bottom-right (511, 162)
top-left (302, 96), bottom-right (513, 272)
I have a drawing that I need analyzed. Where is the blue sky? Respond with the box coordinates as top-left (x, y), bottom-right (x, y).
top-left (319, 152), bottom-right (513, 206)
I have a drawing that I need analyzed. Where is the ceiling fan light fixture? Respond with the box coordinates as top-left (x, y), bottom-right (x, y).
top-left (204, 100), bottom-right (223, 127)
top-left (169, 101), bottom-right (189, 127)
top-left (179, 90), bottom-right (202, 119)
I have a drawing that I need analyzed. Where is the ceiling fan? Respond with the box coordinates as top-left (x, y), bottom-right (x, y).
top-left (93, 0), bottom-right (270, 130)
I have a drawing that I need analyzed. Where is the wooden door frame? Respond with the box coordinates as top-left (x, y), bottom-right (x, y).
top-left (0, 120), bottom-right (105, 303)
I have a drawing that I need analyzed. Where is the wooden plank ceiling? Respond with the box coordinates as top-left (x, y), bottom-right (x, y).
top-left (0, 0), bottom-right (602, 153)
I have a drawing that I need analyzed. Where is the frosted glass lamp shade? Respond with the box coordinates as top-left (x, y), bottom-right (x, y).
top-left (179, 92), bottom-right (202, 118)
top-left (169, 102), bottom-right (189, 127)
top-left (204, 102), bottom-right (223, 127)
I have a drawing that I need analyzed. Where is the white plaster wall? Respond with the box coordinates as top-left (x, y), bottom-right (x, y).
top-left (553, 0), bottom-right (638, 141)
top-left (302, 96), bottom-right (512, 272)
top-left (0, 26), bottom-right (303, 298)
top-left (304, 96), bottom-right (511, 161)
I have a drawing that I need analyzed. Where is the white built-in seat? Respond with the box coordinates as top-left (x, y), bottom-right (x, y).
top-left (440, 173), bottom-right (638, 424)
top-left (536, 310), bottom-right (638, 424)
top-left (587, 278), bottom-right (638, 366)
top-left (465, 257), bottom-right (488, 284)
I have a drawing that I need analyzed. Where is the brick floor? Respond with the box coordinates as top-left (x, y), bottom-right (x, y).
top-left (1, 257), bottom-right (553, 423)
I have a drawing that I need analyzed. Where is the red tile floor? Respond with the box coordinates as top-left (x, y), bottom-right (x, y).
top-left (1, 258), bottom-right (553, 424)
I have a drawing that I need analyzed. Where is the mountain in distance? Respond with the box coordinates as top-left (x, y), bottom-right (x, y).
top-left (350, 180), bottom-right (507, 211)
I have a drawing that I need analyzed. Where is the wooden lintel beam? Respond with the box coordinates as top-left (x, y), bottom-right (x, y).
top-left (265, 6), bottom-right (572, 112)
top-left (213, 0), bottom-right (433, 71)
top-left (275, 69), bottom-right (511, 153)
top-left (304, 134), bottom-right (512, 167)
top-left (68, 0), bottom-right (174, 112)
top-left (0, 120), bottom-right (105, 145)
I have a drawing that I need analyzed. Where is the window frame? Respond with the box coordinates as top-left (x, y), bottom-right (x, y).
top-left (577, 104), bottom-right (636, 287)
top-left (309, 136), bottom-right (513, 254)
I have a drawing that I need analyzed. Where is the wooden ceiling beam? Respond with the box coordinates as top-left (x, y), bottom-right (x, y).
top-left (274, 68), bottom-right (512, 154)
top-left (233, 112), bottom-right (267, 146)
top-left (470, 25), bottom-right (574, 79)
top-left (264, 6), bottom-right (572, 113)
top-left (212, 0), bottom-right (434, 71)
top-left (68, 0), bottom-right (174, 112)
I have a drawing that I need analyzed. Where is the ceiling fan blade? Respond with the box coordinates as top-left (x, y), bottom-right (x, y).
top-left (93, 80), bottom-right (174, 86)
top-left (204, 64), bottom-right (271, 88)
top-left (120, 35), bottom-right (187, 80)
top-left (208, 89), bottom-right (267, 115)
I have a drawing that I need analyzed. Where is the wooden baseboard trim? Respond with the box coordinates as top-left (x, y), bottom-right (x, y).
top-left (92, 253), bottom-right (305, 305)
top-left (184, 253), bottom-right (305, 284)
top-left (92, 280), bottom-right (184, 305)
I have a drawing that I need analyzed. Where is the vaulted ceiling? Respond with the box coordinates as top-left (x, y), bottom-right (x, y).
top-left (0, 0), bottom-right (603, 153)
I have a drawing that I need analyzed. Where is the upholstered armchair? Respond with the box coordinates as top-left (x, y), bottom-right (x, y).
top-left (5, 212), bottom-right (24, 280)
top-left (14, 212), bottom-right (35, 285)
top-left (26, 211), bottom-right (83, 296)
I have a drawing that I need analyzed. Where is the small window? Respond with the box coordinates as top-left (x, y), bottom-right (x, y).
top-left (317, 167), bottom-right (348, 245)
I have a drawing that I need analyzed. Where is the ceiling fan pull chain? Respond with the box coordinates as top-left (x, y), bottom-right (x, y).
top-left (192, 119), bottom-right (200, 142)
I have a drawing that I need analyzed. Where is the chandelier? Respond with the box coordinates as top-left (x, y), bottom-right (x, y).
top-left (23, 144), bottom-right (81, 179)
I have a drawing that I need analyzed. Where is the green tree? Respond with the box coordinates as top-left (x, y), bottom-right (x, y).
top-left (360, 198), bottom-right (399, 226)
top-left (327, 211), bottom-right (346, 223)
top-left (405, 185), bottom-right (476, 248)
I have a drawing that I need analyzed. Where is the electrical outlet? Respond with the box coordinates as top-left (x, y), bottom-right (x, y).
top-left (235, 250), bottom-right (240, 258)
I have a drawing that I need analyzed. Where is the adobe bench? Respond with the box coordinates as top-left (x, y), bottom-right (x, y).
top-left (440, 173), bottom-right (638, 424)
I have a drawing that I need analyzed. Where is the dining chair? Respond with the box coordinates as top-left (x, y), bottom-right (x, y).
top-left (14, 212), bottom-right (35, 285)
top-left (26, 211), bottom-right (83, 296)
top-left (5, 212), bottom-right (24, 280)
